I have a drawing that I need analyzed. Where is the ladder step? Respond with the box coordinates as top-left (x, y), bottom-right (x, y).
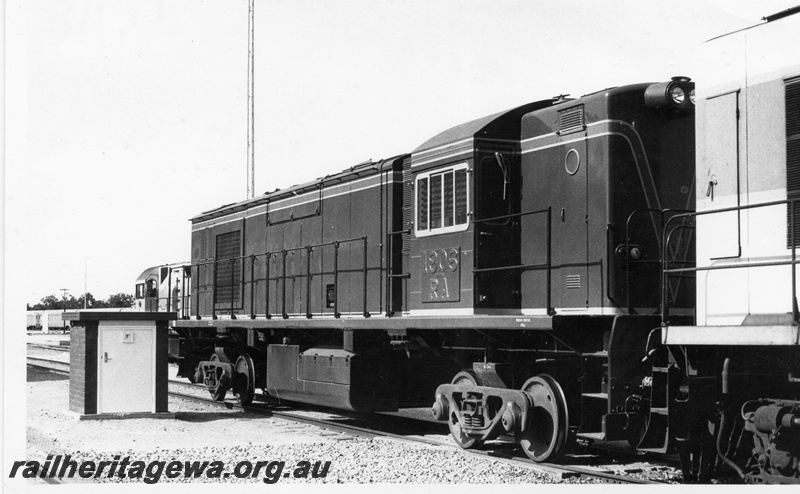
top-left (582, 392), bottom-right (609, 400)
top-left (577, 432), bottom-right (606, 442)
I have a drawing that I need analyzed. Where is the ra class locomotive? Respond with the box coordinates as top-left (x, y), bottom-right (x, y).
top-left (163, 81), bottom-right (698, 464)
top-left (133, 7), bottom-right (800, 484)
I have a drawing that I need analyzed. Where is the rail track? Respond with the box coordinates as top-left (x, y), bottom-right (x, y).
top-left (26, 354), bottom-right (679, 484)
top-left (26, 356), bottom-right (70, 375)
top-left (27, 343), bottom-right (69, 352)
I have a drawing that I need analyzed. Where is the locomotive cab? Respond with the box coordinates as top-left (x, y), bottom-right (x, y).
top-left (430, 80), bottom-right (697, 461)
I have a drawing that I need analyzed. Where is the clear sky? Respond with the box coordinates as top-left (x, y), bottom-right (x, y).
top-left (7, 0), bottom-right (798, 307)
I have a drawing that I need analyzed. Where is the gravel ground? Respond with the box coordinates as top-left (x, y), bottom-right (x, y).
top-left (63, 441), bottom-right (564, 484)
top-left (25, 336), bottom-right (680, 485)
top-left (25, 366), bottom-right (583, 484)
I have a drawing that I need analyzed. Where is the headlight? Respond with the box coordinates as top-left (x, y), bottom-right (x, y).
top-left (670, 86), bottom-right (685, 104)
top-left (644, 77), bottom-right (695, 110)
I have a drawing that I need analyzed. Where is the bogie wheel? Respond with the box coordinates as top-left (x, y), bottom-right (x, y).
top-left (233, 354), bottom-right (256, 406)
top-left (447, 371), bottom-right (485, 450)
top-left (519, 374), bottom-right (569, 462)
top-left (208, 353), bottom-right (228, 402)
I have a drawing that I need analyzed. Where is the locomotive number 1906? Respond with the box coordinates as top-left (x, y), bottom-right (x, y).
top-left (422, 248), bottom-right (461, 303)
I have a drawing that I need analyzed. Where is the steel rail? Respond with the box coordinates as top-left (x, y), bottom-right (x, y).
top-left (26, 356), bottom-right (70, 375)
top-left (26, 355), bottom-right (668, 485)
top-left (27, 343), bottom-right (70, 353)
top-left (166, 388), bottom-right (662, 484)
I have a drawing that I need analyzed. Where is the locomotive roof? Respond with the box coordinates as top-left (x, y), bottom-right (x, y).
top-left (135, 266), bottom-right (160, 283)
top-left (192, 155), bottom-right (405, 223)
top-left (412, 99), bottom-right (555, 154)
top-left (192, 84), bottom-right (662, 223)
top-left (134, 262), bottom-right (190, 282)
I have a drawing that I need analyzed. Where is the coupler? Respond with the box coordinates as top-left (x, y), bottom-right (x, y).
top-left (743, 399), bottom-right (800, 483)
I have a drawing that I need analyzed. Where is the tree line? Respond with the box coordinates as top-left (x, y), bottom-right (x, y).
top-left (27, 293), bottom-right (134, 311)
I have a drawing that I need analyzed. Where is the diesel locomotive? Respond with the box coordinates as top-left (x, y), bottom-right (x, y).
top-left (656, 7), bottom-right (800, 484)
top-left (137, 8), bottom-right (800, 484)
top-left (168, 78), bottom-right (697, 463)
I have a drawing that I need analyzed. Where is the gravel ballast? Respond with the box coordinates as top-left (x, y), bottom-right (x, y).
top-left (26, 366), bottom-right (583, 484)
top-left (62, 441), bottom-right (563, 484)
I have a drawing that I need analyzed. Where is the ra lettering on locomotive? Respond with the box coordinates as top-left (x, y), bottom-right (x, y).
top-left (422, 248), bottom-right (460, 303)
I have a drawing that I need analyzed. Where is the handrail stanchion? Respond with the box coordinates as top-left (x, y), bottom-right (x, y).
top-left (386, 229), bottom-right (391, 317)
top-left (626, 224), bottom-right (631, 312)
top-left (792, 200), bottom-right (799, 323)
top-left (265, 253), bottom-right (272, 319)
top-left (546, 206), bottom-right (553, 315)
top-left (363, 236), bottom-right (370, 318)
top-left (334, 242), bottom-right (341, 318)
top-left (230, 257), bottom-right (236, 319)
top-left (661, 220), bottom-right (669, 326)
top-left (211, 260), bottom-right (218, 320)
top-left (250, 255), bottom-right (256, 319)
top-left (167, 269), bottom-right (172, 313)
top-left (282, 250), bottom-right (288, 319)
top-left (306, 246), bottom-right (313, 319)
top-left (659, 210), bottom-right (665, 317)
top-left (195, 263), bottom-right (201, 320)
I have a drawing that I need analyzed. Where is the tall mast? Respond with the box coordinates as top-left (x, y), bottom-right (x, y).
top-left (246, 0), bottom-right (255, 199)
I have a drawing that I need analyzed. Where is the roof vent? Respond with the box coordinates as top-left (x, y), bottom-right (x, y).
top-left (558, 106), bottom-right (585, 135)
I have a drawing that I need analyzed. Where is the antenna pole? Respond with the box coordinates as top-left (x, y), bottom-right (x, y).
top-left (84, 258), bottom-right (88, 309)
top-left (247, 0), bottom-right (255, 199)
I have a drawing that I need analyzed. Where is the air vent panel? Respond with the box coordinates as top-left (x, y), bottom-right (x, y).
top-left (559, 106), bottom-right (585, 135)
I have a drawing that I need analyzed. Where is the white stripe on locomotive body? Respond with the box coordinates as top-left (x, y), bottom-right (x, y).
top-left (212, 312), bottom-right (390, 320)
top-left (693, 13), bottom-right (800, 328)
top-left (192, 172), bottom-right (402, 231)
top-left (411, 137), bottom-right (520, 168)
top-left (412, 137), bottom-right (473, 165)
top-left (411, 149), bottom-right (472, 169)
top-left (521, 119), bottom-right (663, 234)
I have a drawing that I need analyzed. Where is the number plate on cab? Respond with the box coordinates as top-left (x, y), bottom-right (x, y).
top-left (422, 247), bottom-right (461, 303)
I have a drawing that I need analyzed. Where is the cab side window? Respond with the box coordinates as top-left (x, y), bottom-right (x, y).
top-left (415, 163), bottom-right (469, 236)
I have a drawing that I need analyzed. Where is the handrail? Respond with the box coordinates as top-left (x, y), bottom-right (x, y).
top-left (191, 236), bottom-right (371, 320)
top-left (625, 208), bottom-right (661, 313)
top-left (139, 293), bottom-right (191, 319)
top-left (661, 198), bottom-right (799, 325)
top-left (624, 208), bottom-right (693, 314)
top-left (472, 207), bottom-right (550, 224)
top-left (385, 228), bottom-right (410, 317)
top-left (473, 207), bottom-right (553, 315)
